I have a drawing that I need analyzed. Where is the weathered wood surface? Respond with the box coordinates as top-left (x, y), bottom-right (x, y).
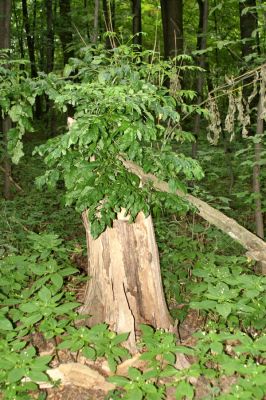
top-left (80, 210), bottom-right (174, 352)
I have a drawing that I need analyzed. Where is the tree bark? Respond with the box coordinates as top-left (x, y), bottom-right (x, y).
top-left (239, 0), bottom-right (259, 60)
top-left (252, 69), bottom-right (265, 240)
top-left (160, 0), bottom-right (183, 59)
top-left (132, 0), bottom-right (142, 49)
top-left (21, 0), bottom-right (42, 118)
top-left (102, 0), bottom-right (116, 49)
top-left (58, 0), bottom-right (74, 65)
top-left (21, 0), bottom-right (38, 77)
top-left (0, 0), bottom-right (12, 199)
top-left (91, 0), bottom-right (100, 44)
top-left (80, 210), bottom-right (174, 352)
top-left (192, 0), bottom-right (209, 158)
top-left (120, 158), bottom-right (266, 274)
top-left (45, 0), bottom-right (54, 73)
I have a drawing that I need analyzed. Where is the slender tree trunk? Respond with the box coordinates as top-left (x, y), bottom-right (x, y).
top-left (132, 0), bottom-right (142, 49)
top-left (21, 0), bottom-right (42, 118)
top-left (21, 0), bottom-right (38, 77)
top-left (80, 211), bottom-right (174, 352)
top-left (13, 0), bottom-right (25, 61)
top-left (102, 0), bottom-right (116, 48)
top-left (253, 70), bottom-right (265, 240)
top-left (58, 0), bottom-right (74, 65)
top-left (192, 0), bottom-right (209, 158)
top-left (239, 1), bottom-right (264, 246)
top-left (0, 0), bottom-right (12, 199)
top-left (91, 0), bottom-right (100, 44)
top-left (44, 0), bottom-right (55, 131)
top-left (83, 0), bottom-right (90, 40)
top-left (45, 0), bottom-right (54, 73)
top-left (160, 0), bottom-right (183, 59)
top-left (239, 0), bottom-right (259, 60)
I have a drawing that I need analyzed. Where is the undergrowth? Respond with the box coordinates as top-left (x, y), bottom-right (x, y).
top-left (0, 144), bottom-right (266, 399)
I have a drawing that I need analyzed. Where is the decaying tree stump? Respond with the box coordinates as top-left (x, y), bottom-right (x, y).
top-left (80, 210), bottom-right (174, 352)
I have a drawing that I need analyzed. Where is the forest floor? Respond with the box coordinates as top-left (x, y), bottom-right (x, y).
top-left (1, 136), bottom-right (265, 400)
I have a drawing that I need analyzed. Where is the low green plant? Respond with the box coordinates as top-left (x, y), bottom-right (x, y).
top-left (0, 231), bottom-right (81, 399)
top-left (57, 323), bottom-right (130, 372)
top-left (189, 254), bottom-right (266, 329)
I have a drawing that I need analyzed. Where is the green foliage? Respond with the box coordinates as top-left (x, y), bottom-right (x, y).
top-left (35, 46), bottom-right (204, 237)
top-left (57, 324), bottom-right (130, 372)
top-left (0, 56), bottom-right (38, 164)
top-left (190, 255), bottom-right (266, 329)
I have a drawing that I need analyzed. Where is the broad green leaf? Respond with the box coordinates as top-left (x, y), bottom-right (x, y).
top-left (0, 317), bottom-right (13, 331)
top-left (51, 273), bottom-right (63, 289)
top-left (28, 370), bottom-right (49, 382)
top-left (216, 303), bottom-right (232, 319)
top-left (38, 286), bottom-right (52, 302)
top-left (7, 367), bottom-right (25, 383)
top-left (108, 375), bottom-right (130, 386)
top-left (128, 367), bottom-right (142, 380)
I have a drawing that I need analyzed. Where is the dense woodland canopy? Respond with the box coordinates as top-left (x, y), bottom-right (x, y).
top-left (1, 1), bottom-right (266, 399)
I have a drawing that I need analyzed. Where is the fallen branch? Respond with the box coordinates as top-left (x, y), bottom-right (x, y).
top-left (0, 165), bottom-right (23, 192)
top-left (120, 158), bottom-right (266, 274)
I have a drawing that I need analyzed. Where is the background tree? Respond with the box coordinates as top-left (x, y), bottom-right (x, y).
top-left (132, 0), bottom-right (142, 49)
top-left (58, 0), bottom-right (74, 65)
top-left (0, 0), bottom-right (12, 200)
top-left (192, 0), bottom-right (209, 158)
top-left (160, 0), bottom-right (183, 59)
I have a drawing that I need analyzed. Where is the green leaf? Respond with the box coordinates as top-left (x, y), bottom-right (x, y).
top-left (7, 367), bottom-right (25, 383)
top-left (128, 367), bottom-right (142, 380)
top-left (21, 313), bottom-right (43, 326)
top-left (216, 303), bottom-right (232, 318)
top-left (108, 375), bottom-right (130, 386)
top-left (139, 324), bottom-right (154, 336)
top-left (0, 317), bottom-right (13, 331)
top-left (126, 387), bottom-right (143, 400)
top-left (51, 273), bottom-right (63, 289)
top-left (107, 356), bottom-right (117, 373)
top-left (38, 286), bottom-right (52, 302)
top-left (82, 346), bottom-right (96, 360)
top-left (175, 380), bottom-right (194, 400)
top-left (19, 302), bottom-right (39, 313)
top-left (55, 302), bottom-right (80, 314)
top-left (28, 370), bottom-right (49, 382)
top-left (210, 341), bottom-right (223, 354)
top-left (63, 64), bottom-right (73, 77)
top-left (111, 332), bottom-right (129, 345)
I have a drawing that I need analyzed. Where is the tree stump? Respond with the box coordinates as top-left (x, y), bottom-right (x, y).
top-left (80, 210), bottom-right (173, 352)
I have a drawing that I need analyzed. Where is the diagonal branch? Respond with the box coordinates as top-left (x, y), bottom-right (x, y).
top-left (120, 157), bottom-right (266, 274)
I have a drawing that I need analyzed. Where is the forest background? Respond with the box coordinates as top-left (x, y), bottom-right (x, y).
top-left (1, 0), bottom-right (266, 399)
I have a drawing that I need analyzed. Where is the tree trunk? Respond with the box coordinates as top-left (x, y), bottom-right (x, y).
top-left (132, 0), bottom-right (142, 49)
top-left (21, 0), bottom-right (42, 118)
top-left (80, 210), bottom-right (173, 352)
top-left (21, 0), bottom-right (38, 77)
top-left (239, 0), bottom-right (259, 60)
top-left (102, 0), bottom-right (116, 49)
top-left (192, 0), bottom-right (209, 158)
top-left (45, 0), bottom-right (54, 73)
top-left (0, 0), bottom-right (12, 200)
top-left (160, 0), bottom-right (183, 59)
top-left (252, 69), bottom-right (265, 240)
top-left (13, 0), bottom-right (25, 61)
top-left (91, 0), bottom-right (100, 44)
top-left (84, 0), bottom-right (90, 40)
top-left (58, 0), bottom-right (74, 65)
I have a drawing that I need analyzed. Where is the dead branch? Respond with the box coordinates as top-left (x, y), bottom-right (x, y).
top-left (120, 157), bottom-right (266, 274)
top-left (0, 165), bottom-right (23, 192)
